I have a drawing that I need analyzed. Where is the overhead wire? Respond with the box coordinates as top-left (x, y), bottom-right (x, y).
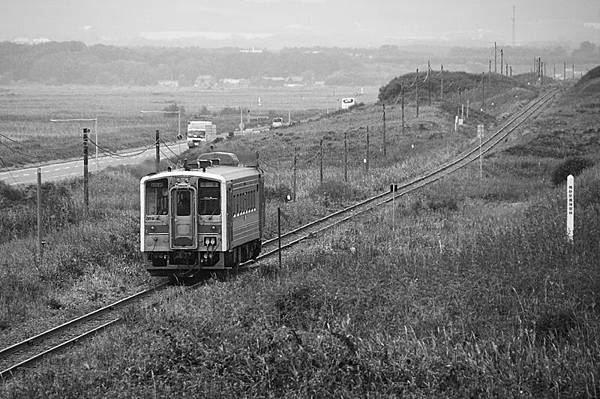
top-left (88, 138), bottom-right (152, 158)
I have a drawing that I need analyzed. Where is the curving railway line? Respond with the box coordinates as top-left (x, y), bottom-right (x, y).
top-left (0, 87), bottom-right (558, 380)
top-left (254, 87), bottom-right (559, 261)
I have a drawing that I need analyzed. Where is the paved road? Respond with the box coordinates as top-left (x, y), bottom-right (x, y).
top-left (0, 141), bottom-right (187, 186)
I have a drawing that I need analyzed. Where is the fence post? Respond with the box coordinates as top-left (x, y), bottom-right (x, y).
top-left (83, 128), bottom-right (89, 218)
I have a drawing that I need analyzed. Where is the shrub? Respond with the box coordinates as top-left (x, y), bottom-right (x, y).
top-left (309, 180), bottom-right (368, 206)
top-left (0, 180), bottom-right (25, 204)
top-left (265, 184), bottom-right (293, 202)
top-left (550, 157), bottom-right (594, 185)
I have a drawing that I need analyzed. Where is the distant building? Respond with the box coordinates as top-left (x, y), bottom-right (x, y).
top-left (240, 47), bottom-right (263, 53)
top-left (158, 80), bottom-right (179, 88)
top-left (194, 75), bottom-right (215, 89)
top-left (220, 78), bottom-right (250, 88)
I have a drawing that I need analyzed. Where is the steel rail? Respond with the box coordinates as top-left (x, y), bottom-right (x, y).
top-left (0, 319), bottom-right (120, 379)
top-left (0, 281), bottom-right (170, 379)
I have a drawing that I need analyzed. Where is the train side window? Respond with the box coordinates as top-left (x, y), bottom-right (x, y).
top-left (145, 179), bottom-right (168, 215)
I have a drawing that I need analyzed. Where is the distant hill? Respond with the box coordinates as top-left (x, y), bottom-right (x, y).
top-left (0, 41), bottom-right (596, 87)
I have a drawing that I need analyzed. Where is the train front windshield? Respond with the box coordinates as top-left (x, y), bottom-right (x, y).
top-left (198, 180), bottom-right (220, 215)
top-left (145, 179), bottom-right (169, 215)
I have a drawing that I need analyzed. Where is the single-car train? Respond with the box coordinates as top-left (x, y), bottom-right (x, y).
top-left (140, 152), bottom-right (264, 276)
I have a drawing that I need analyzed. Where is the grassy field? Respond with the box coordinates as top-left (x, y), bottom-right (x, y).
top-left (1, 73), bottom-right (599, 397)
top-left (0, 85), bottom-right (378, 167)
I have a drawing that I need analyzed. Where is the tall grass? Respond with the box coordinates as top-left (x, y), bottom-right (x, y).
top-left (3, 164), bottom-right (599, 398)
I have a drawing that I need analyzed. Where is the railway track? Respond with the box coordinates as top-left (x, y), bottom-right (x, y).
top-left (0, 87), bottom-right (557, 380)
top-left (253, 87), bottom-right (559, 262)
top-left (0, 282), bottom-right (169, 379)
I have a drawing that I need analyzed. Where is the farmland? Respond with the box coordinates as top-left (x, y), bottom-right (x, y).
top-left (1, 68), bottom-right (600, 397)
top-left (0, 84), bottom-right (378, 167)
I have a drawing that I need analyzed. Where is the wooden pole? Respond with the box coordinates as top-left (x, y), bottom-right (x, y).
top-left (344, 131), bottom-right (348, 183)
top-left (366, 131), bottom-right (369, 172)
top-left (481, 73), bottom-right (485, 110)
top-left (319, 139), bottom-right (323, 185)
top-left (293, 148), bottom-right (297, 201)
top-left (500, 49), bottom-right (504, 76)
top-left (427, 60), bottom-right (431, 106)
top-left (382, 104), bottom-right (386, 157)
top-left (494, 42), bottom-right (497, 73)
top-left (277, 207), bottom-right (282, 268)
top-left (415, 68), bottom-right (419, 118)
top-left (440, 65), bottom-right (444, 101)
top-left (401, 84), bottom-right (405, 134)
top-left (37, 168), bottom-right (42, 261)
top-left (83, 128), bottom-right (89, 218)
top-left (155, 129), bottom-right (160, 173)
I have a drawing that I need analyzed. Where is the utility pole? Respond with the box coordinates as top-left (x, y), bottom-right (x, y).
top-left (481, 73), bottom-right (485, 110)
top-left (572, 64), bottom-right (575, 80)
top-left (155, 129), bottom-right (160, 173)
top-left (500, 49), bottom-right (504, 76)
top-left (415, 68), bottom-right (419, 118)
top-left (365, 131), bottom-right (370, 172)
top-left (382, 104), bottom-right (386, 157)
top-left (344, 132), bottom-right (348, 183)
top-left (319, 139), bottom-right (323, 185)
top-left (83, 128), bottom-right (89, 218)
top-left (440, 65), bottom-right (444, 101)
top-left (37, 168), bottom-right (42, 261)
top-left (427, 60), bottom-right (432, 106)
top-left (293, 148), bottom-right (297, 201)
top-left (401, 84), bottom-right (405, 134)
top-left (564, 61), bottom-right (567, 81)
top-left (494, 42), bottom-right (497, 73)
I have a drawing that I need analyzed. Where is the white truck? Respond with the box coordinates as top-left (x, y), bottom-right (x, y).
top-left (187, 121), bottom-right (217, 148)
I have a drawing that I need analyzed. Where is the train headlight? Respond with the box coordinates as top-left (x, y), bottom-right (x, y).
top-left (210, 237), bottom-right (216, 245)
top-left (204, 237), bottom-right (210, 246)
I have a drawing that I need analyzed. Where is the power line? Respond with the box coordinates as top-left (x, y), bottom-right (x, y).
top-left (88, 139), bottom-right (152, 159)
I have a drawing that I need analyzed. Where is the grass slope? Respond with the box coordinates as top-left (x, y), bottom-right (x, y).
top-left (1, 76), bottom-right (599, 397)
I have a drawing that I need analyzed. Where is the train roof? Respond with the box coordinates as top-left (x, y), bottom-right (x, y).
top-left (141, 164), bottom-right (261, 185)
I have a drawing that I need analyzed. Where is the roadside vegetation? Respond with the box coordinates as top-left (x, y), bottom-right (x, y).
top-left (1, 69), bottom-right (599, 396)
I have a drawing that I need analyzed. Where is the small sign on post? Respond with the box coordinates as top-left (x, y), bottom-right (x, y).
top-left (477, 124), bottom-right (484, 179)
top-left (567, 175), bottom-right (574, 242)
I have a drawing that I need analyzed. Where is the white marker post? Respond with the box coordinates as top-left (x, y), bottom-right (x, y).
top-left (477, 124), bottom-right (484, 179)
top-left (567, 175), bottom-right (574, 242)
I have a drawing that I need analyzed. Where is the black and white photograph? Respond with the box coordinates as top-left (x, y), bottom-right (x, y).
top-left (0, 0), bottom-right (599, 397)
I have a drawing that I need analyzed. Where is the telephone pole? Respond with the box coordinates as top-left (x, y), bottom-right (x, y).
top-left (382, 104), bottom-right (387, 157)
top-left (83, 128), bottom-right (89, 217)
top-left (494, 42), bottom-right (497, 73)
top-left (415, 68), bottom-right (419, 118)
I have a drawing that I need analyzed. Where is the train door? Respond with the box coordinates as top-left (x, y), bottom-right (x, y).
top-left (170, 187), bottom-right (197, 248)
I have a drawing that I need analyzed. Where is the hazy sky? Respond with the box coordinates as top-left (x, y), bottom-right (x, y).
top-left (2, 0), bottom-right (599, 47)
